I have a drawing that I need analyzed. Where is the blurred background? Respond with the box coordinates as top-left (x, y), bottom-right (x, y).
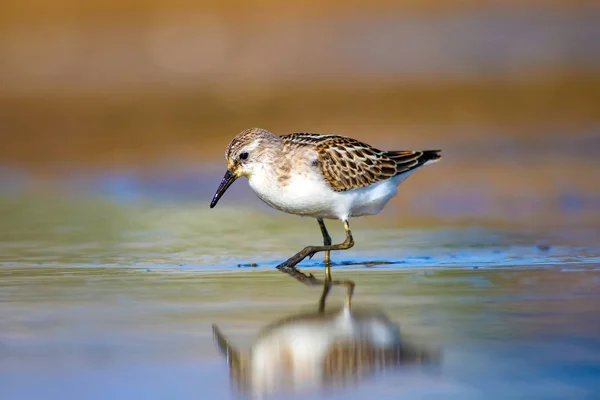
top-left (2, 3), bottom-right (600, 399)
top-left (1, 0), bottom-right (599, 228)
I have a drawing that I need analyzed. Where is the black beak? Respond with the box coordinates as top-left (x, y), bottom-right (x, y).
top-left (210, 170), bottom-right (238, 208)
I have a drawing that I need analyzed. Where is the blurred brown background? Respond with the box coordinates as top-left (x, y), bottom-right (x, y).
top-left (2, 6), bottom-right (600, 398)
top-left (0, 0), bottom-right (599, 224)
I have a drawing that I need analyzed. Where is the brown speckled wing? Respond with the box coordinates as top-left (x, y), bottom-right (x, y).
top-left (281, 133), bottom-right (441, 192)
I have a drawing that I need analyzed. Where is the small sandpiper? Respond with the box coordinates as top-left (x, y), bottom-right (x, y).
top-left (210, 128), bottom-right (441, 305)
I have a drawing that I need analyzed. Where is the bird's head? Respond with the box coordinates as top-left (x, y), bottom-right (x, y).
top-left (210, 128), bottom-right (279, 208)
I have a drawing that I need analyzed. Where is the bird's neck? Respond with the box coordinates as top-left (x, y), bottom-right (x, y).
top-left (249, 142), bottom-right (288, 186)
top-left (249, 157), bottom-right (285, 190)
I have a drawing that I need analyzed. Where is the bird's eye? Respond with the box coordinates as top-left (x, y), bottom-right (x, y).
top-left (239, 152), bottom-right (249, 160)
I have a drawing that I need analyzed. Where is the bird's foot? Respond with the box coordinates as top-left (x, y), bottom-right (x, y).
top-left (276, 246), bottom-right (318, 268)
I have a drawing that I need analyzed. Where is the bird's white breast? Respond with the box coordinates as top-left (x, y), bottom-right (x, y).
top-left (248, 162), bottom-right (340, 219)
top-left (248, 164), bottom-right (411, 221)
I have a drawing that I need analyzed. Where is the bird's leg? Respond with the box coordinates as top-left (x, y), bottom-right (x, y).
top-left (316, 218), bottom-right (333, 312)
top-left (276, 220), bottom-right (355, 310)
top-left (316, 218), bottom-right (332, 264)
top-left (277, 220), bottom-right (354, 269)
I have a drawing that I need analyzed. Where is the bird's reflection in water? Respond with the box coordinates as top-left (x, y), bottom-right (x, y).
top-left (212, 281), bottom-right (441, 398)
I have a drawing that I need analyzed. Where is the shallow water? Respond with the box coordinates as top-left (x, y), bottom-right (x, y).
top-left (1, 1), bottom-right (600, 397)
top-left (1, 267), bottom-right (599, 399)
top-left (1, 194), bottom-right (600, 399)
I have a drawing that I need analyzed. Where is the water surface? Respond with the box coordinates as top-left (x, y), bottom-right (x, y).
top-left (1, 195), bottom-right (599, 399)
top-left (1, 266), bottom-right (599, 399)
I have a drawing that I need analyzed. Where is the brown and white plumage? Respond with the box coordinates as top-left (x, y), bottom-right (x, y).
top-left (211, 128), bottom-right (441, 221)
top-left (281, 133), bottom-right (440, 192)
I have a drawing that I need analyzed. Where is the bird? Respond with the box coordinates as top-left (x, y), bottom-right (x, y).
top-left (210, 128), bottom-right (441, 306)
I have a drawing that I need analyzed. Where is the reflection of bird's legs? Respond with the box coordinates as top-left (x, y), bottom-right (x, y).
top-left (318, 269), bottom-right (354, 312)
top-left (318, 262), bottom-right (332, 313)
top-left (277, 264), bottom-right (355, 313)
top-left (280, 265), bottom-right (354, 312)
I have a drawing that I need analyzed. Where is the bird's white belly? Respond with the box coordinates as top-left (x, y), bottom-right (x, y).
top-left (249, 172), bottom-right (339, 218)
top-left (342, 178), bottom-right (400, 218)
top-left (249, 172), bottom-right (405, 220)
